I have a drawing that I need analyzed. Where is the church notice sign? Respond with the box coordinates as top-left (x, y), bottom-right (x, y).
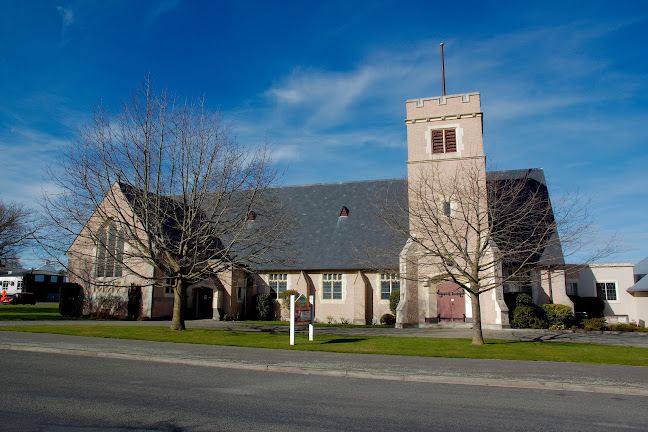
top-left (289, 294), bottom-right (314, 345)
top-left (294, 294), bottom-right (312, 325)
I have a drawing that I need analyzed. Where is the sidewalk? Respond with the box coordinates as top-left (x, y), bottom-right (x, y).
top-left (1, 329), bottom-right (647, 397)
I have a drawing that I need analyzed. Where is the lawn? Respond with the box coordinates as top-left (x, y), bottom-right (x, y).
top-left (2, 324), bottom-right (647, 366)
top-left (0, 304), bottom-right (68, 321)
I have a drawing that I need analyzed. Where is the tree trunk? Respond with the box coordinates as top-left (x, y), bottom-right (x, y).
top-left (170, 279), bottom-right (186, 331)
top-left (471, 291), bottom-right (485, 345)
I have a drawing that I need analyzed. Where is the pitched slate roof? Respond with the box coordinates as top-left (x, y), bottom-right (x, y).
top-left (628, 256), bottom-right (648, 293)
top-left (258, 178), bottom-right (408, 271)
top-left (258, 167), bottom-right (562, 271)
top-left (114, 168), bottom-right (562, 272)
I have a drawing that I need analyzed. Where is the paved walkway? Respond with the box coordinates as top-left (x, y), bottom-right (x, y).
top-left (1, 330), bottom-right (646, 397)
top-left (3, 318), bottom-right (648, 347)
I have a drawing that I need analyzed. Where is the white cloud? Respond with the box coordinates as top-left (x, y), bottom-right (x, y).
top-left (56, 5), bottom-right (74, 45)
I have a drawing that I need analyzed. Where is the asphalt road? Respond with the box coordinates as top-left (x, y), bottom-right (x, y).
top-left (1, 348), bottom-right (646, 432)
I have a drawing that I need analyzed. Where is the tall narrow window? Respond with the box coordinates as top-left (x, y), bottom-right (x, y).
top-left (443, 201), bottom-right (452, 217)
top-left (95, 221), bottom-right (125, 278)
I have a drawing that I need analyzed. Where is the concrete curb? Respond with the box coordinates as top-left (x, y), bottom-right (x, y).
top-left (3, 343), bottom-right (647, 397)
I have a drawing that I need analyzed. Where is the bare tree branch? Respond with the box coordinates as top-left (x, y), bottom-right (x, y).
top-left (42, 78), bottom-right (294, 330)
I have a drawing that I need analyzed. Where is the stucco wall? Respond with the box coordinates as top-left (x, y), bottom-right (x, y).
top-left (575, 264), bottom-right (636, 322)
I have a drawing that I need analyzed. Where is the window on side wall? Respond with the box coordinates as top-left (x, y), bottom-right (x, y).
top-left (269, 274), bottom-right (287, 299)
top-left (566, 282), bottom-right (578, 296)
top-left (323, 274), bottom-right (342, 300)
top-left (596, 282), bottom-right (617, 301)
top-left (34, 275), bottom-right (45, 282)
top-left (381, 273), bottom-right (400, 300)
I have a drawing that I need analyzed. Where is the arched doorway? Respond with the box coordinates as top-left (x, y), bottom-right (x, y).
top-left (437, 282), bottom-right (465, 323)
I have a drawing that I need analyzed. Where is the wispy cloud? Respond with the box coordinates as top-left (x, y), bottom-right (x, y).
top-left (149, 0), bottom-right (180, 25)
top-left (56, 5), bottom-right (74, 45)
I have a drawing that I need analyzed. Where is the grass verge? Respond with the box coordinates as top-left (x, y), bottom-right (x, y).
top-left (0, 305), bottom-right (69, 321)
top-left (1, 324), bottom-right (646, 366)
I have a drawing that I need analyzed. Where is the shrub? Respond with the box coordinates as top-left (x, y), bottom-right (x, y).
top-left (582, 317), bottom-right (608, 331)
top-left (253, 293), bottom-right (273, 320)
top-left (280, 289), bottom-right (300, 308)
top-left (380, 313), bottom-right (396, 325)
top-left (389, 289), bottom-right (400, 315)
top-left (542, 304), bottom-right (574, 328)
top-left (59, 283), bottom-right (83, 317)
top-left (512, 304), bottom-right (547, 329)
top-left (515, 293), bottom-right (534, 307)
top-left (608, 323), bottom-right (648, 333)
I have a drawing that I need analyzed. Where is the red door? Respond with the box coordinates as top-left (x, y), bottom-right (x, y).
top-left (437, 282), bottom-right (465, 322)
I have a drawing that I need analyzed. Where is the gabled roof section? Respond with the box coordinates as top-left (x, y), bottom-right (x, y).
top-left (634, 256), bottom-right (648, 276)
top-left (629, 256), bottom-right (648, 293)
top-left (487, 168), bottom-right (564, 266)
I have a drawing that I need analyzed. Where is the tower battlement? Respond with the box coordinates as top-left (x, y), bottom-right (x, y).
top-left (406, 92), bottom-right (481, 120)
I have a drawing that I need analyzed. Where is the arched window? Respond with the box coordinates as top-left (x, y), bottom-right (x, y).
top-left (95, 221), bottom-right (124, 278)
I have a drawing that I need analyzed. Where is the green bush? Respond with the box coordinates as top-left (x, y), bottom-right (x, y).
top-left (280, 289), bottom-right (300, 308)
top-left (515, 293), bottom-right (534, 307)
top-left (542, 304), bottom-right (574, 329)
top-left (608, 323), bottom-right (648, 332)
top-left (389, 289), bottom-right (400, 315)
top-left (512, 304), bottom-right (547, 329)
top-left (583, 317), bottom-right (607, 331)
top-left (380, 313), bottom-right (396, 325)
top-left (59, 283), bottom-right (83, 317)
top-left (253, 293), bottom-right (274, 320)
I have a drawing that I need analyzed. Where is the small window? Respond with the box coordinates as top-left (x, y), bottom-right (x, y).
top-left (237, 286), bottom-right (245, 301)
top-left (51, 276), bottom-right (58, 283)
top-left (34, 275), bottom-right (45, 282)
top-left (380, 273), bottom-right (400, 300)
top-left (443, 201), bottom-right (452, 217)
top-left (269, 274), bottom-right (287, 299)
top-left (432, 129), bottom-right (457, 154)
top-left (2, 281), bottom-right (8, 288)
top-left (566, 282), bottom-right (578, 296)
top-left (17, 281), bottom-right (23, 288)
top-left (323, 273), bottom-right (342, 300)
top-left (596, 282), bottom-right (617, 301)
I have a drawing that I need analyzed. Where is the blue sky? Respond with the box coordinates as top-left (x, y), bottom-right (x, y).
top-left (1, 1), bottom-right (647, 267)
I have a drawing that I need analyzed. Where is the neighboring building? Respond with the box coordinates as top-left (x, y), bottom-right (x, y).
top-left (566, 258), bottom-right (648, 326)
top-left (67, 91), bottom-right (573, 328)
top-left (0, 266), bottom-right (66, 301)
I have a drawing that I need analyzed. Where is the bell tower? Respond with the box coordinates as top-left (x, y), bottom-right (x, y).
top-left (397, 92), bottom-right (487, 327)
top-left (405, 92), bottom-right (484, 171)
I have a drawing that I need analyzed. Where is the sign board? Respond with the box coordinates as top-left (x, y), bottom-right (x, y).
top-left (294, 294), bottom-right (312, 326)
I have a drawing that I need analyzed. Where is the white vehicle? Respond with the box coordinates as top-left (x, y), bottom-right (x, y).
top-left (0, 276), bottom-right (24, 295)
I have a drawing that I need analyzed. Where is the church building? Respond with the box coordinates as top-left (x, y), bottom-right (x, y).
top-left (67, 91), bottom-right (572, 328)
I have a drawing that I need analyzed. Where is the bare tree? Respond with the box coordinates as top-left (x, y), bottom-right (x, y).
top-left (377, 160), bottom-right (609, 345)
top-left (0, 197), bottom-right (36, 267)
top-left (44, 78), bottom-right (293, 330)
